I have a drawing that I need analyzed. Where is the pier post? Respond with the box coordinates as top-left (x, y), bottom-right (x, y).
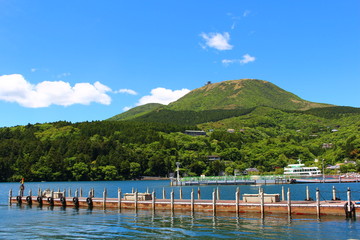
top-left (197, 187), bottom-right (201, 200)
top-left (118, 188), bottom-right (122, 210)
top-left (9, 189), bottom-right (12, 206)
top-left (191, 189), bottom-right (194, 213)
top-left (281, 186), bottom-right (285, 201)
top-left (75, 189), bottom-right (78, 198)
top-left (212, 189), bottom-right (216, 215)
top-left (170, 189), bottom-right (174, 212)
top-left (316, 188), bottom-right (320, 219)
top-left (216, 187), bottom-right (220, 200)
top-left (346, 187), bottom-right (353, 219)
top-left (29, 189), bottom-right (32, 197)
top-left (162, 188), bottom-right (166, 199)
top-left (260, 190), bottom-right (264, 219)
top-left (80, 188), bottom-right (83, 198)
top-left (134, 190), bottom-right (138, 212)
top-left (68, 188), bottom-right (71, 198)
top-left (287, 188), bottom-right (291, 217)
top-left (235, 187), bottom-right (240, 215)
top-left (332, 186), bottom-right (337, 200)
top-left (103, 188), bottom-right (107, 210)
top-left (146, 187), bottom-right (149, 194)
top-left (179, 187), bottom-right (183, 200)
top-left (38, 188), bottom-right (41, 197)
top-left (152, 191), bottom-right (156, 212)
top-left (306, 186), bottom-right (310, 201)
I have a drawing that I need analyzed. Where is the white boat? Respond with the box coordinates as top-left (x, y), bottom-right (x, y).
top-left (284, 159), bottom-right (322, 177)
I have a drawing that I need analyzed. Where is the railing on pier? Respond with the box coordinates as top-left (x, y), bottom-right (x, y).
top-left (171, 175), bottom-right (290, 186)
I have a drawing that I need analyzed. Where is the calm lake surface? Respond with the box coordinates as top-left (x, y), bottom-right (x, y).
top-left (1, 180), bottom-right (360, 239)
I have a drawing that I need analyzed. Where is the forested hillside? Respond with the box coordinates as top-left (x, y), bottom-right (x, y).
top-left (1, 106), bottom-right (359, 182)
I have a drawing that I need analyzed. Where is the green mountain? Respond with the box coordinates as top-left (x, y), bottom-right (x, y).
top-left (167, 79), bottom-right (332, 111)
top-left (110, 79), bottom-right (333, 124)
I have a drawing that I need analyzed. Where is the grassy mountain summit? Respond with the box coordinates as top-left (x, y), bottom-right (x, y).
top-left (167, 79), bottom-right (332, 111)
top-left (109, 79), bottom-right (333, 123)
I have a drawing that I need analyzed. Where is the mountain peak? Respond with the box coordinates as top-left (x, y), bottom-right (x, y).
top-left (167, 79), bottom-right (332, 111)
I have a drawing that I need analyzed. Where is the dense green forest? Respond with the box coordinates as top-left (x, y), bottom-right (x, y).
top-left (0, 106), bottom-right (359, 182)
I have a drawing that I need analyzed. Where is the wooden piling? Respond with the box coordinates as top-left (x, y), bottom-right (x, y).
top-left (346, 187), bottom-right (352, 218)
top-left (152, 191), bottom-right (156, 212)
top-left (179, 187), bottom-right (183, 200)
top-left (306, 186), bottom-right (310, 201)
top-left (287, 188), bottom-right (291, 217)
top-left (197, 187), bottom-right (201, 200)
top-left (212, 190), bottom-right (216, 215)
top-left (9, 189), bottom-right (12, 206)
top-left (170, 190), bottom-right (174, 212)
top-left (332, 186), bottom-right (337, 200)
top-left (191, 189), bottom-right (194, 213)
top-left (134, 190), bottom-right (138, 211)
top-left (118, 188), bottom-right (122, 210)
top-left (316, 188), bottom-right (320, 218)
top-left (162, 188), bottom-right (166, 199)
top-left (103, 188), bottom-right (107, 209)
top-left (235, 187), bottom-right (240, 215)
top-left (260, 190), bottom-right (264, 219)
top-left (281, 186), bottom-right (285, 201)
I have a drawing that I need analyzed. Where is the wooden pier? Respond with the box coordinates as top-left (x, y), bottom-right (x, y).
top-left (9, 187), bottom-right (358, 219)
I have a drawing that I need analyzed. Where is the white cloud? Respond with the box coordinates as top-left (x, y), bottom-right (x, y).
top-left (200, 32), bottom-right (233, 50)
top-left (0, 74), bottom-right (112, 108)
top-left (56, 72), bottom-right (71, 78)
top-left (221, 59), bottom-right (237, 65)
top-left (243, 10), bottom-right (251, 17)
top-left (123, 106), bottom-right (132, 111)
top-left (116, 89), bottom-right (138, 95)
top-left (222, 54), bottom-right (256, 66)
top-left (136, 87), bottom-right (190, 106)
top-left (240, 54), bottom-right (256, 64)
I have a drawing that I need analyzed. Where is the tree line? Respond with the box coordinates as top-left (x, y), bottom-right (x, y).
top-left (0, 107), bottom-right (359, 182)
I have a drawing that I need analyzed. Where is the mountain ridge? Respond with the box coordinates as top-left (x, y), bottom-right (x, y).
top-left (110, 79), bottom-right (334, 122)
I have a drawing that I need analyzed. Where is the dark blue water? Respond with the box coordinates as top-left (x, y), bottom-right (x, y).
top-left (1, 181), bottom-right (360, 239)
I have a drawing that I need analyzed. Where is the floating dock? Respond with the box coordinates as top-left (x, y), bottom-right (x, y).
top-left (9, 187), bottom-right (358, 219)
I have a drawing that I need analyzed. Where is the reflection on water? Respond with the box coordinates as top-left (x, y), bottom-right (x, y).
top-left (1, 180), bottom-right (360, 239)
top-left (0, 205), bottom-right (358, 240)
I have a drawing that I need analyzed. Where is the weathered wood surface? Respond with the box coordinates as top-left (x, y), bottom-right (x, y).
top-left (10, 196), bottom-right (358, 217)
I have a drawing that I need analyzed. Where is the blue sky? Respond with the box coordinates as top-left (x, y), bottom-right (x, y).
top-left (0, 0), bottom-right (359, 127)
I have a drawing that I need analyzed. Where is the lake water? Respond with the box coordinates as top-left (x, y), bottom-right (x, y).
top-left (1, 180), bottom-right (360, 239)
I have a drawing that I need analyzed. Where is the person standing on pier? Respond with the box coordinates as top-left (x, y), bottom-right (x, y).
top-left (19, 178), bottom-right (25, 197)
